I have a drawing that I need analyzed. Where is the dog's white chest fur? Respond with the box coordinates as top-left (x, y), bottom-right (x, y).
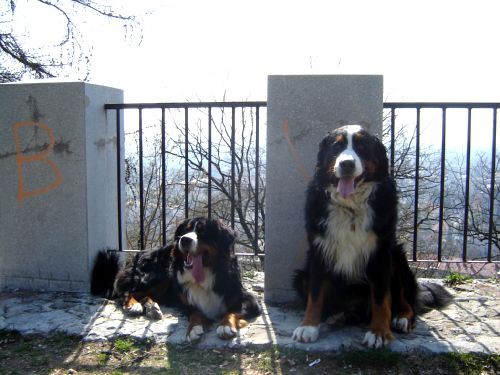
top-left (177, 269), bottom-right (225, 320)
top-left (314, 182), bottom-right (378, 278)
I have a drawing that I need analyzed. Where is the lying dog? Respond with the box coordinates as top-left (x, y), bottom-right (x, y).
top-left (293, 125), bottom-right (452, 348)
top-left (91, 217), bottom-right (261, 342)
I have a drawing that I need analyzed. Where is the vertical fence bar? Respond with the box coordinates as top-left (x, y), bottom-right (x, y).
top-left (487, 108), bottom-right (497, 262)
top-left (184, 107), bottom-right (189, 219)
top-left (138, 108), bottom-right (145, 250)
top-left (412, 107), bottom-right (421, 261)
top-left (115, 109), bottom-right (123, 252)
top-left (231, 106), bottom-right (236, 229)
top-left (207, 107), bottom-right (212, 219)
top-left (390, 108), bottom-right (395, 177)
top-left (161, 108), bottom-right (167, 247)
top-left (437, 108), bottom-right (447, 262)
top-left (254, 106), bottom-right (260, 255)
top-left (462, 107), bottom-right (472, 262)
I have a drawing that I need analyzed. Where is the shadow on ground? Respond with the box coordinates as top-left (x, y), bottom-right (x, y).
top-left (0, 279), bottom-right (498, 355)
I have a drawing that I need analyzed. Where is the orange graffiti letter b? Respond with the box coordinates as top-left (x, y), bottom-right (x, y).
top-left (12, 122), bottom-right (63, 203)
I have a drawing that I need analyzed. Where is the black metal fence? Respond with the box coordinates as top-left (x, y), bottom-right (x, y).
top-left (105, 102), bottom-right (266, 256)
top-left (384, 103), bottom-right (498, 263)
top-left (105, 102), bottom-right (499, 263)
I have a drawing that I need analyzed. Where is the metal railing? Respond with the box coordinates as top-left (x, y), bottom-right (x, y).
top-left (105, 102), bottom-right (266, 256)
top-left (384, 103), bottom-right (498, 263)
top-left (105, 102), bottom-right (499, 263)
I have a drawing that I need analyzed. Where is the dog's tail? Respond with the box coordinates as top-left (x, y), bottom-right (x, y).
top-left (416, 281), bottom-right (453, 314)
top-left (90, 250), bottom-right (120, 298)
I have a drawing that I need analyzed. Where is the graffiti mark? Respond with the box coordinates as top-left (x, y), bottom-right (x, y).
top-left (282, 119), bottom-right (310, 183)
top-left (12, 122), bottom-right (63, 203)
top-left (27, 95), bottom-right (43, 122)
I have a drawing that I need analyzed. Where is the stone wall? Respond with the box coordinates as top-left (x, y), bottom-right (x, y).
top-left (0, 81), bottom-right (124, 291)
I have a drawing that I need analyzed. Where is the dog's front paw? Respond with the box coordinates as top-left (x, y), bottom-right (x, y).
top-left (391, 316), bottom-right (412, 333)
top-left (292, 325), bottom-right (319, 343)
top-left (362, 329), bottom-right (394, 349)
top-left (124, 302), bottom-right (143, 316)
top-left (145, 302), bottom-right (163, 320)
top-left (216, 324), bottom-right (237, 339)
top-left (187, 325), bottom-right (204, 343)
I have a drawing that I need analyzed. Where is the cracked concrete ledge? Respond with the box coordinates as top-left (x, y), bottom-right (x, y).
top-left (0, 278), bottom-right (498, 354)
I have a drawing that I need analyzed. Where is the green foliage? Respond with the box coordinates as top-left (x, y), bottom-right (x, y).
top-left (447, 352), bottom-right (500, 374)
top-left (113, 337), bottom-right (137, 353)
top-left (444, 272), bottom-right (473, 286)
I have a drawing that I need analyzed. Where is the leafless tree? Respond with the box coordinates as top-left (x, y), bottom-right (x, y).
top-left (445, 152), bottom-right (499, 259)
top-left (0, 0), bottom-right (137, 82)
top-left (383, 119), bottom-right (445, 251)
top-left (124, 135), bottom-right (185, 250)
top-left (384, 113), bottom-right (498, 262)
top-left (123, 107), bottom-right (265, 254)
top-left (166, 107), bottom-right (266, 253)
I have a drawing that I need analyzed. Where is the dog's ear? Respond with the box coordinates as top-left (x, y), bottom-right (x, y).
top-left (216, 220), bottom-right (236, 254)
top-left (319, 133), bottom-right (332, 150)
top-left (174, 218), bottom-right (190, 239)
top-left (316, 133), bottom-right (334, 167)
top-left (373, 136), bottom-right (389, 177)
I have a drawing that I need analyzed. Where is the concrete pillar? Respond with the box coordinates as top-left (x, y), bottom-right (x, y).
top-left (264, 75), bottom-right (383, 303)
top-left (0, 81), bottom-right (124, 291)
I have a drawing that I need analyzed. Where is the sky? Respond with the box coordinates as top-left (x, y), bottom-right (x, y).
top-left (11, 0), bottom-right (500, 103)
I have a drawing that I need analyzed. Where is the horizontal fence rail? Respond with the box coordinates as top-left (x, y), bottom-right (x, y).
top-left (105, 102), bottom-right (499, 263)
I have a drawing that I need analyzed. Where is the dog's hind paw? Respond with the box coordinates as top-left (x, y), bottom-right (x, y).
top-left (145, 302), bottom-right (163, 320)
top-left (216, 324), bottom-right (237, 339)
top-left (124, 302), bottom-right (143, 316)
top-left (362, 330), bottom-right (393, 349)
top-left (292, 325), bottom-right (319, 343)
top-left (187, 325), bottom-right (204, 343)
top-left (391, 317), bottom-right (411, 333)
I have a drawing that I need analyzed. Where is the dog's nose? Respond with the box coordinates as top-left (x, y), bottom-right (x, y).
top-left (339, 160), bottom-right (356, 176)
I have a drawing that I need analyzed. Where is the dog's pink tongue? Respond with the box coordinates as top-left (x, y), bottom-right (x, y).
top-left (191, 255), bottom-right (205, 284)
top-left (337, 177), bottom-right (355, 198)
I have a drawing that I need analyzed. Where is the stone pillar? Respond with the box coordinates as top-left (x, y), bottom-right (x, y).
top-left (264, 75), bottom-right (383, 303)
top-left (0, 81), bottom-right (124, 292)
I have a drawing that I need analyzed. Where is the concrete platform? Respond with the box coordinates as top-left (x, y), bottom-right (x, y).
top-left (0, 278), bottom-right (498, 354)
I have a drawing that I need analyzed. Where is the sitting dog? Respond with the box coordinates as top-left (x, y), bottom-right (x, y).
top-left (292, 125), bottom-right (452, 348)
top-left (90, 217), bottom-right (261, 342)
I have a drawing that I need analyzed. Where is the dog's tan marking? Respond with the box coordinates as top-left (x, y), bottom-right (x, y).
top-left (391, 288), bottom-right (414, 332)
top-left (394, 288), bottom-right (414, 320)
top-left (124, 295), bottom-right (139, 309)
top-left (301, 283), bottom-right (325, 327)
top-left (220, 312), bottom-right (247, 329)
top-left (369, 291), bottom-right (394, 342)
top-left (353, 131), bottom-right (364, 141)
top-left (217, 312), bottom-right (247, 340)
top-left (187, 310), bottom-right (207, 334)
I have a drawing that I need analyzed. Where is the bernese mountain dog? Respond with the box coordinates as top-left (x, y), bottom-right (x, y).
top-left (292, 125), bottom-right (452, 348)
top-left (91, 217), bottom-right (261, 342)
